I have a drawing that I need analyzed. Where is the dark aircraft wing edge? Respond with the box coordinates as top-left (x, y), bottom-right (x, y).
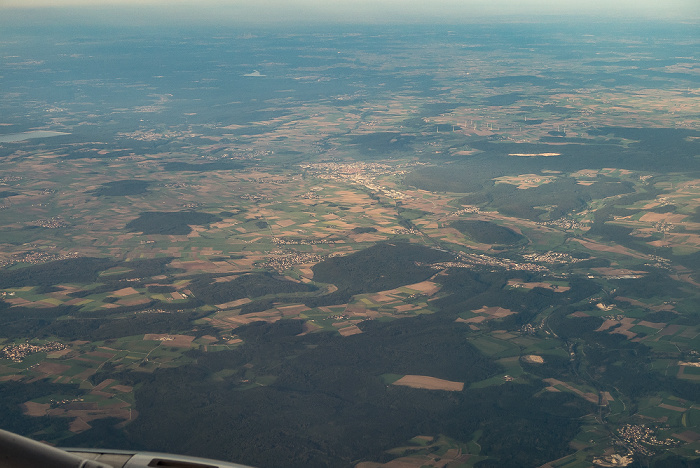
top-left (0, 428), bottom-right (254, 468)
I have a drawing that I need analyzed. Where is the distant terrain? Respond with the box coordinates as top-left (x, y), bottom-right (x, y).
top-left (0, 20), bottom-right (699, 468)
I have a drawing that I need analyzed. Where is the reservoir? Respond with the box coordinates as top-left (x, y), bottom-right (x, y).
top-left (0, 131), bottom-right (70, 143)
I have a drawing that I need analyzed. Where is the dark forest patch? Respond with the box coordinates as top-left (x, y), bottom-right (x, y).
top-left (467, 178), bottom-right (633, 221)
top-left (349, 132), bottom-right (414, 154)
top-left (485, 75), bottom-right (554, 87)
top-left (123, 316), bottom-right (591, 468)
top-left (0, 257), bottom-right (177, 293)
top-left (451, 220), bottom-right (525, 245)
top-left (0, 257), bottom-right (115, 288)
top-left (585, 127), bottom-right (700, 171)
top-left (189, 273), bottom-right (316, 305)
top-left (40, 312), bottom-right (203, 341)
top-left (307, 242), bottom-right (452, 306)
top-left (404, 162), bottom-right (501, 193)
top-left (351, 227), bottom-right (377, 234)
top-left (649, 204), bottom-right (677, 214)
top-left (484, 93), bottom-right (523, 106)
top-left (421, 102), bottom-right (465, 116)
top-left (163, 161), bottom-right (245, 172)
top-left (90, 180), bottom-right (150, 196)
top-left (125, 211), bottom-right (222, 235)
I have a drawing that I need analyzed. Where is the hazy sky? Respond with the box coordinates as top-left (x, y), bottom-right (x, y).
top-left (2, 0), bottom-right (699, 24)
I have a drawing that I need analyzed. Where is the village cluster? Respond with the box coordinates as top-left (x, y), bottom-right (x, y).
top-left (0, 342), bottom-right (67, 363)
top-left (616, 424), bottom-right (680, 457)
